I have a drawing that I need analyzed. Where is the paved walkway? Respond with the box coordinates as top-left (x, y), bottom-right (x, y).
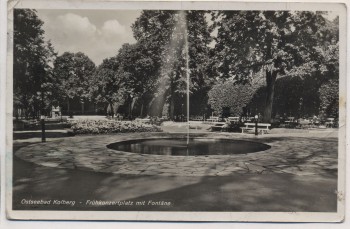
top-left (15, 131), bottom-right (338, 177)
top-left (12, 129), bottom-right (339, 212)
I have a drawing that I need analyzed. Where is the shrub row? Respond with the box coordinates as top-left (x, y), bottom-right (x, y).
top-left (70, 120), bottom-right (162, 135)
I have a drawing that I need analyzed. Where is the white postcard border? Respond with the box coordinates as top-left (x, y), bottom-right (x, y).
top-left (5, 0), bottom-right (347, 222)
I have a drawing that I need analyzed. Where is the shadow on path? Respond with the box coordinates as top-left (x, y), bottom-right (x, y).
top-left (13, 131), bottom-right (72, 140)
top-left (13, 156), bottom-right (337, 212)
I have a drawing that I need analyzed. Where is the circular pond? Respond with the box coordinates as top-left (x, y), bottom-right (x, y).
top-left (107, 138), bottom-right (271, 156)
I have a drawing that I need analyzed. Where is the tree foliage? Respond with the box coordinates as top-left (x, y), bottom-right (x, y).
top-left (52, 52), bottom-right (96, 107)
top-left (13, 9), bottom-right (56, 118)
top-left (319, 79), bottom-right (339, 119)
top-left (13, 10), bottom-right (339, 121)
top-left (90, 55), bottom-right (127, 114)
top-left (208, 81), bottom-right (256, 116)
top-left (212, 11), bottom-right (336, 122)
top-left (132, 10), bottom-right (212, 118)
top-left (249, 75), bottom-right (324, 118)
top-left (208, 77), bottom-right (263, 116)
top-left (114, 43), bottom-right (158, 116)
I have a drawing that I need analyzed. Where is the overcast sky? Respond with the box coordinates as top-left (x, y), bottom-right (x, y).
top-left (37, 10), bottom-right (142, 65)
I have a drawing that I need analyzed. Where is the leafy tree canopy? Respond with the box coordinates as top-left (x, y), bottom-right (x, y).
top-left (52, 51), bottom-right (96, 104)
top-left (13, 9), bottom-right (56, 118)
top-left (211, 10), bottom-right (338, 121)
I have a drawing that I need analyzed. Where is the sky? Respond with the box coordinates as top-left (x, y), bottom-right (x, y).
top-left (37, 10), bottom-right (142, 65)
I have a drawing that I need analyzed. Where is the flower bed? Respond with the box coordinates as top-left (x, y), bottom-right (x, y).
top-left (70, 120), bottom-right (162, 135)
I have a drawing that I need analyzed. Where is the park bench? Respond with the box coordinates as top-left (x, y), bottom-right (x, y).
top-left (241, 122), bottom-right (271, 135)
top-left (190, 116), bottom-right (204, 121)
top-left (226, 116), bottom-right (240, 124)
top-left (241, 116), bottom-right (255, 122)
top-left (325, 118), bottom-right (335, 128)
top-left (161, 116), bottom-right (169, 121)
top-left (23, 119), bottom-right (39, 129)
top-left (284, 117), bottom-right (298, 128)
top-left (210, 122), bottom-right (226, 131)
top-left (114, 115), bottom-right (123, 121)
top-left (135, 118), bottom-right (151, 124)
top-left (298, 119), bottom-right (311, 129)
top-left (204, 116), bottom-right (219, 124)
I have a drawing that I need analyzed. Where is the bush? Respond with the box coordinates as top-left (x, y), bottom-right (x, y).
top-left (208, 79), bottom-right (262, 116)
top-left (70, 120), bottom-right (162, 135)
top-left (319, 79), bottom-right (339, 120)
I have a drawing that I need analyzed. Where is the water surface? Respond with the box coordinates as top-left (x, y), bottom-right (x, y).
top-left (107, 138), bottom-right (271, 156)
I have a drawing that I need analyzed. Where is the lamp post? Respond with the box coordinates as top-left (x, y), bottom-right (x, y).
top-left (39, 72), bottom-right (46, 142)
top-left (181, 103), bottom-right (184, 122)
top-left (129, 94), bottom-right (134, 120)
top-left (81, 99), bottom-right (85, 115)
top-left (41, 115), bottom-right (46, 142)
top-left (255, 114), bottom-right (259, 136)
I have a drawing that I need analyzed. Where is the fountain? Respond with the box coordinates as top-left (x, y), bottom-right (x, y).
top-left (180, 10), bottom-right (191, 146)
top-left (106, 11), bottom-right (272, 157)
top-left (107, 138), bottom-right (271, 156)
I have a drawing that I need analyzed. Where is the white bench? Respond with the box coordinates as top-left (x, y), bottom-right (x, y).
top-left (210, 122), bottom-right (226, 131)
top-left (325, 118), bottom-right (335, 128)
top-left (190, 116), bottom-right (204, 121)
top-left (204, 116), bottom-right (219, 123)
top-left (298, 119), bottom-right (311, 129)
top-left (241, 123), bottom-right (271, 135)
top-left (226, 116), bottom-right (240, 123)
top-left (135, 118), bottom-right (151, 124)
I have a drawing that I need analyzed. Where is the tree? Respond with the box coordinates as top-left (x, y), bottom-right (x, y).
top-left (212, 11), bottom-right (334, 122)
top-left (13, 9), bottom-right (56, 119)
top-left (317, 16), bottom-right (339, 120)
top-left (208, 80), bottom-right (259, 116)
top-left (250, 75), bottom-right (323, 118)
top-left (91, 55), bottom-right (128, 116)
top-left (319, 79), bottom-right (339, 120)
top-left (91, 42), bottom-right (161, 118)
top-left (114, 43), bottom-right (158, 117)
top-left (52, 52), bottom-right (96, 113)
top-left (132, 10), bottom-right (212, 119)
top-left (132, 10), bottom-right (183, 118)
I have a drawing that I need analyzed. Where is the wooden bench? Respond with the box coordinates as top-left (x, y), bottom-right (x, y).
top-left (23, 120), bottom-right (39, 128)
top-left (226, 116), bottom-right (240, 123)
top-left (204, 116), bottom-right (219, 124)
top-left (240, 116), bottom-right (255, 122)
top-left (135, 118), bottom-right (151, 124)
top-left (325, 118), bottom-right (335, 128)
top-left (190, 116), bottom-right (204, 121)
top-left (284, 117), bottom-right (299, 128)
top-left (210, 122), bottom-right (226, 131)
top-left (298, 119), bottom-right (311, 129)
top-left (241, 123), bottom-right (271, 135)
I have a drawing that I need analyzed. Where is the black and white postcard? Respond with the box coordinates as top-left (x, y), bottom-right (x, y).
top-left (6, 0), bottom-right (347, 222)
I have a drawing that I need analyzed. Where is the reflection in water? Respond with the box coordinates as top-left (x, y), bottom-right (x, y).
top-left (107, 138), bottom-right (271, 156)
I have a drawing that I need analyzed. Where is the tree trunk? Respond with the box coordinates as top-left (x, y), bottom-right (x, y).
top-left (169, 81), bottom-right (175, 120)
top-left (170, 94), bottom-right (174, 120)
top-left (140, 103), bottom-right (144, 117)
top-left (108, 102), bottom-right (114, 117)
top-left (15, 107), bottom-right (19, 120)
top-left (67, 98), bottom-right (70, 114)
top-left (113, 102), bottom-right (119, 116)
top-left (131, 97), bottom-right (137, 115)
top-left (148, 97), bottom-right (155, 116)
top-left (263, 70), bottom-right (277, 123)
top-left (81, 101), bottom-right (84, 115)
top-left (129, 100), bottom-right (132, 118)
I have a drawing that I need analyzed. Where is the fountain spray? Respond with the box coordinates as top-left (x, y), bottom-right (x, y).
top-left (184, 11), bottom-right (190, 146)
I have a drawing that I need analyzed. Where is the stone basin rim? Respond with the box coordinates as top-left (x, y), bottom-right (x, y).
top-left (105, 136), bottom-right (272, 157)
